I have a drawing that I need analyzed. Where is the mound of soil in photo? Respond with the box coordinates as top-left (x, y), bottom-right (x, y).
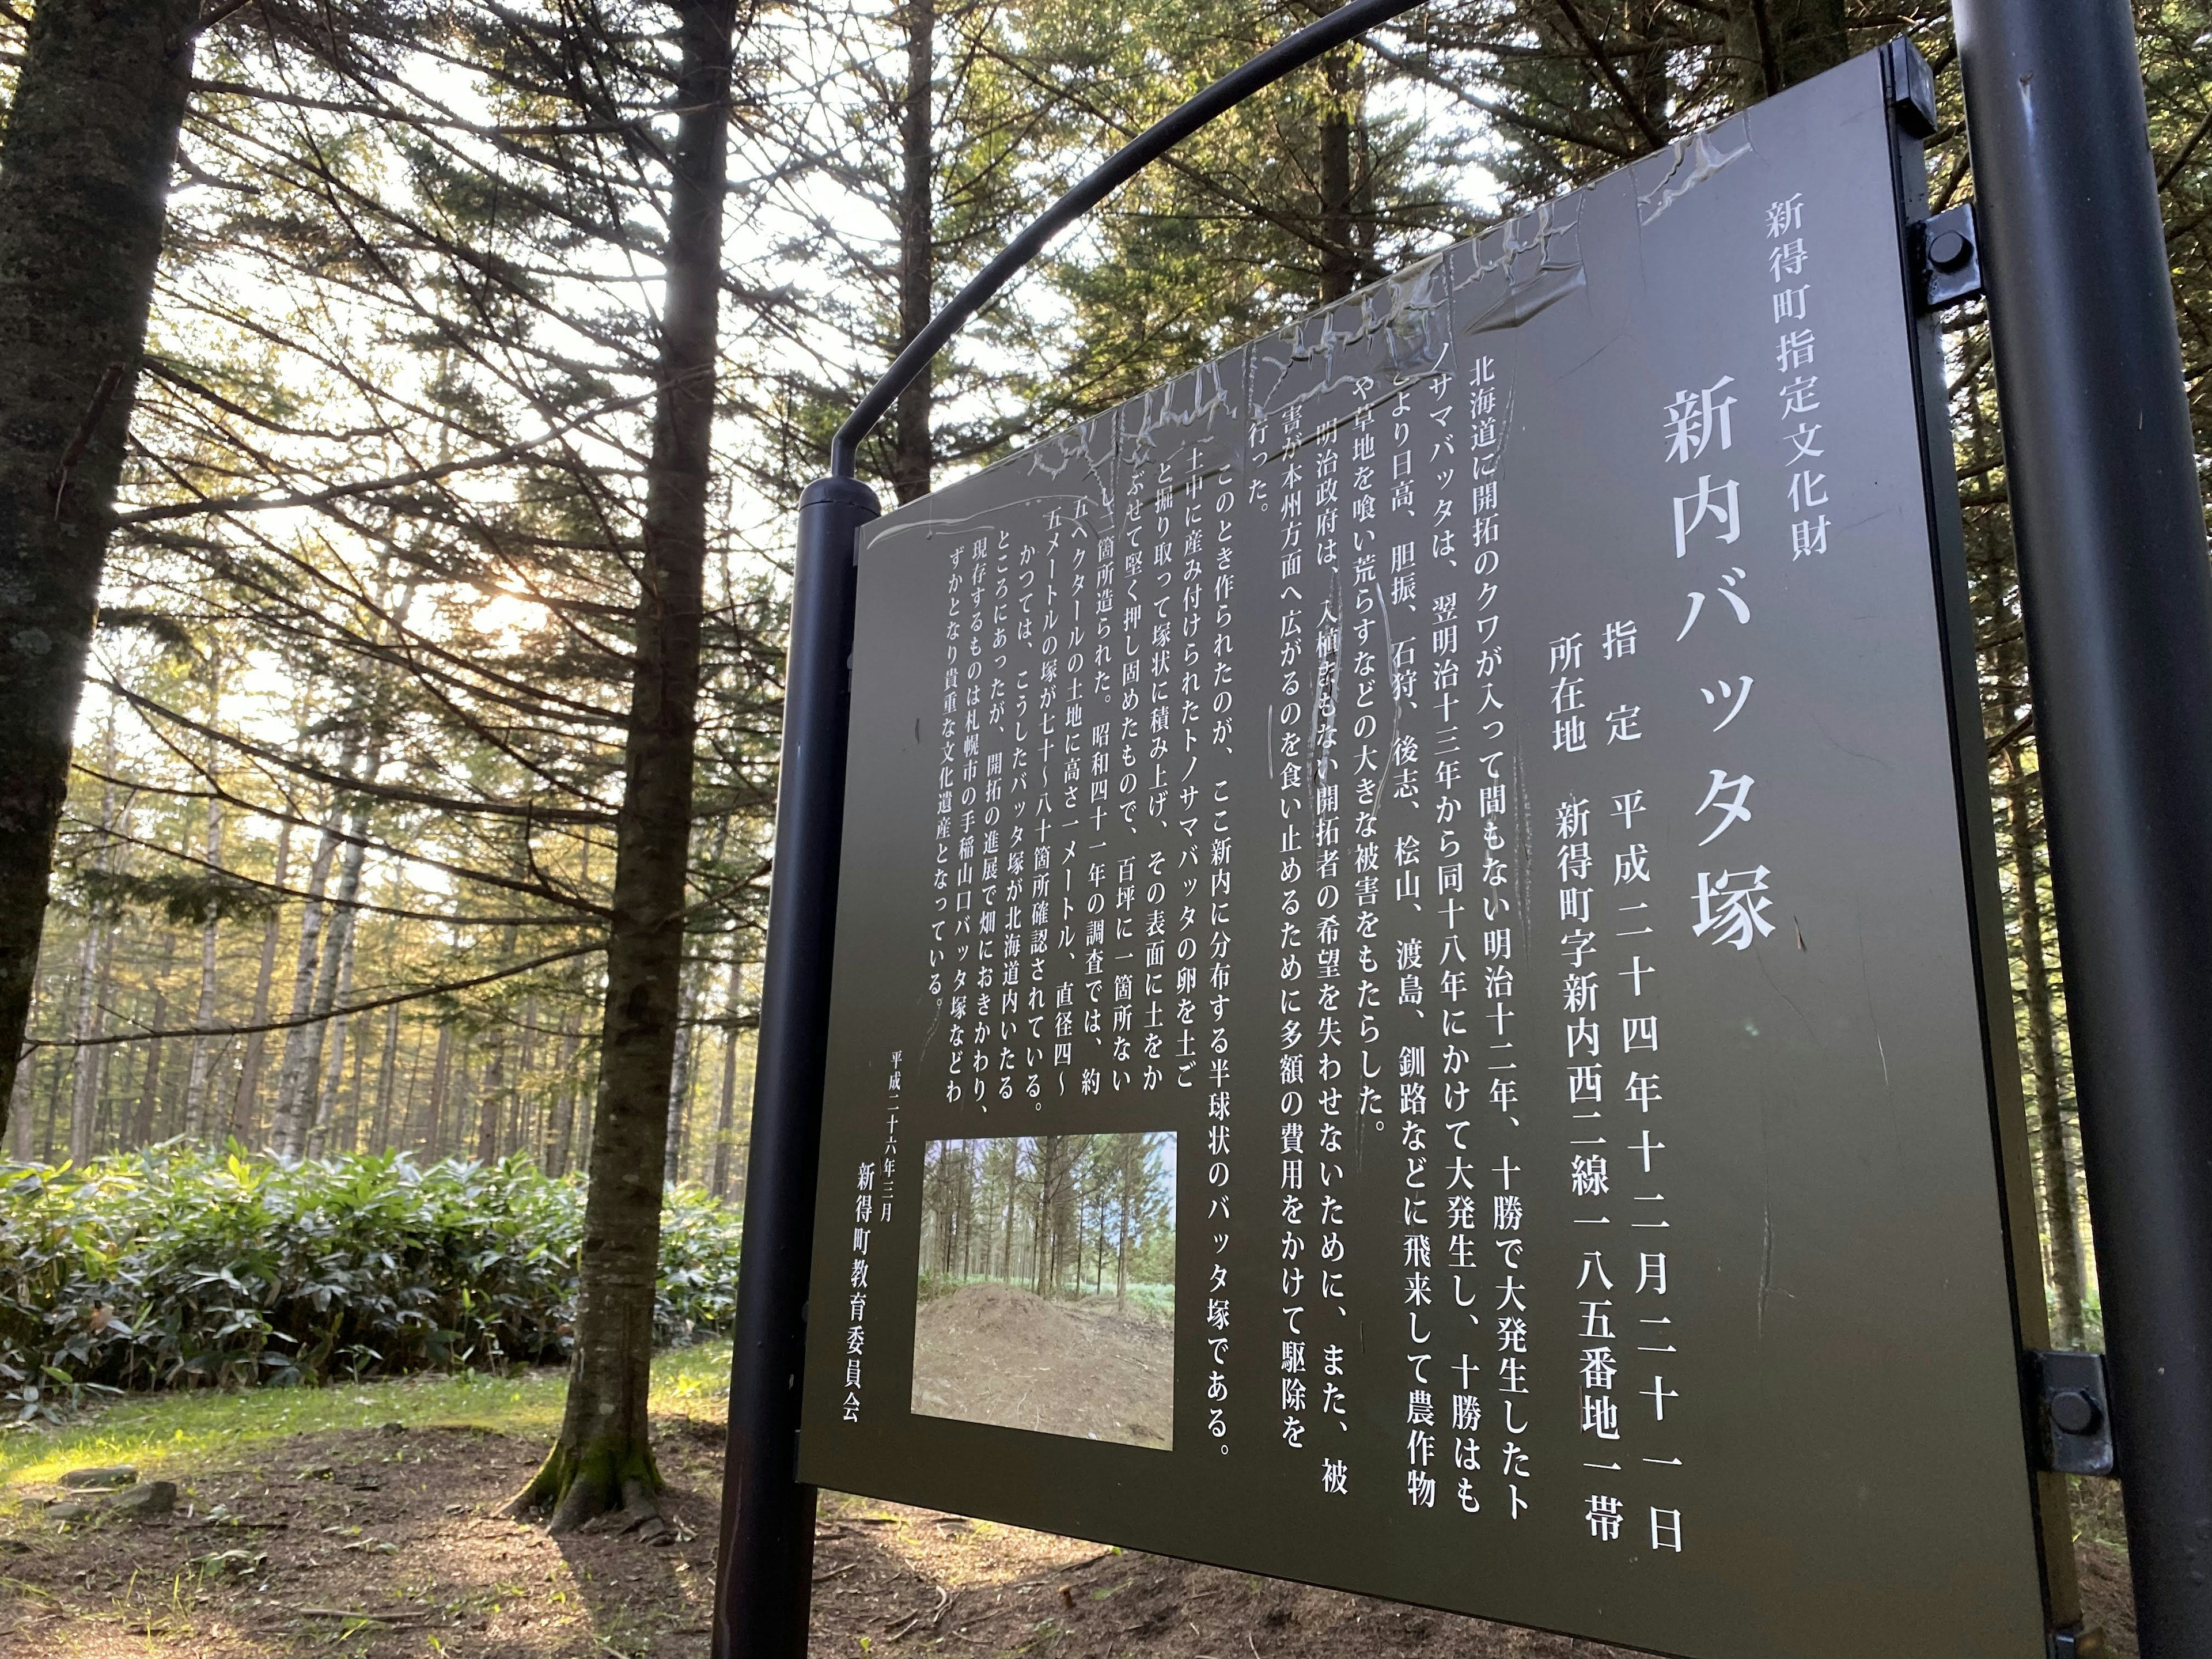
top-left (911, 1282), bottom-right (1174, 1449)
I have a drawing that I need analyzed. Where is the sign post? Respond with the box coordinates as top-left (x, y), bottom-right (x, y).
top-left (1956, 3), bottom-right (2212, 1653)
top-left (715, 475), bottom-right (878, 1659)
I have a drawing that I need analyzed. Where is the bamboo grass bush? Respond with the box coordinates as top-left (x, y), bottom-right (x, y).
top-left (0, 1146), bottom-right (741, 1423)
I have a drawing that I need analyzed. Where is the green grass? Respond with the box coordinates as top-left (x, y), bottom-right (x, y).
top-left (0, 1340), bottom-right (732, 1492)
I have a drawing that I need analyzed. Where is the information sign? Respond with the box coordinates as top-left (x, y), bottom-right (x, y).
top-left (796, 47), bottom-right (2062, 1658)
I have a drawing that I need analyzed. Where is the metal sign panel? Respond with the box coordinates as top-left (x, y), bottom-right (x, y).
top-left (797, 47), bottom-right (2058, 1659)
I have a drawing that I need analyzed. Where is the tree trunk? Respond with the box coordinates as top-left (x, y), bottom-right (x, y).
top-left (0, 0), bottom-right (201, 1127)
top-left (474, 922), bottom-right (520, 1165)
top-left (180, 794), bottom-right (225, 1138)
top-left (131, 990), bottom-right (165, 1149)
top-left (372, 1004), bottom-right (402, 1155)
top-left (40, 1055), bottom-right (65, 1161)
top-left (423, 1020), bottom-right (453, 1157)
top-left (306, 898), bottom-right (362, 1158)
top-left (547, 1006), bottom-right (582, 1176)
top-left (274, 743), bottom-right (373, 1156)
top-left (1116, 1186), bottom-right (1129, 1308)
top-left (65, 907), bottom-right (109, 1166)
top-left (514, 992), bottom-right (539, 1161)
top-left (664, 952), bottom-right (707, 1187)
top-left (891, 0), bottom-right (935, 504)
top-left (573, 1042), bottom-right (601, 1173)
top-left (1316, 46), bottom-right (1363, 304)
top-left (270, 791), bottom-right (344, 1150)
top-left (66, 718), bottom-right (123, 1165)
top-left (2008, 746), bottom-right (2087, 1346)
top-left (230, 819), bottom-right (293, 1143)
top-left (478, 1031), bottom-right (507, 1165)
top-left (393, 1024), bottom-right (425, 1155)
top-left (1724, 0), bottom-right (1849, 107)
top-left (449, 1050), bottom-right (475, 1161)
top-left (342, 1028), bottom-right (368, 1154)
top-left (7, 1047), bottom-right (33, 1161)
top-left (710, 963), bottom-right (744, 1199)
top-left (510, 0), bottom-right (736, 1536)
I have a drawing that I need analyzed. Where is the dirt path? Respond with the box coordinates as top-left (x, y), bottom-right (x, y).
top-left (911, 1283), bottom-right (1173, 1449)
top-left (0, 1403), bottom-right (2139, 1657)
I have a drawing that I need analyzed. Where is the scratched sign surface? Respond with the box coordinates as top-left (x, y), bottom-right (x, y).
top-left (798, 48), bottom-right (2058, 1659)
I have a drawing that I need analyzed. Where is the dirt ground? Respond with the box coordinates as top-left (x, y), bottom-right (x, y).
top-left (0, 1400), bottom-right (2140, 1658)
top-left (911, 1283), bottom-right (1173, 1449)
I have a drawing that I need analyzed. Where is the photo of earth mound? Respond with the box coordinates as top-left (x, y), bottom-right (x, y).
top-left (911, 1281), bottom-right (1173, 1448)
top-left (909, 1132), bottom-right (1176, 1449)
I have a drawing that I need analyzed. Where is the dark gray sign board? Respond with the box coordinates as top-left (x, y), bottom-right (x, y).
top-left (797, 45), bottom-right (2069, 1659)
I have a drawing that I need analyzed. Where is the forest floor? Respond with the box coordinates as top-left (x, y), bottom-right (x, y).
top-left (911, 1284), bottom-right (1174, 1449)
top-left (0, 1348), bottom-right (2139, 1659)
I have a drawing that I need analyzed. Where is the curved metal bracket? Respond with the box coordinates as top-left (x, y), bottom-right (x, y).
top-left (830, 0), bottom-right (1429, 478)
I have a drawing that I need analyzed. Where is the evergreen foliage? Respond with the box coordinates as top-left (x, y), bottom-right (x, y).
top-left (0, 1145), bottom-right (741, 1423)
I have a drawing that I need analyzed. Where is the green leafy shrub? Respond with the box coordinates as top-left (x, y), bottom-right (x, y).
top-left (0, 1145), bottom-right (742, 1422)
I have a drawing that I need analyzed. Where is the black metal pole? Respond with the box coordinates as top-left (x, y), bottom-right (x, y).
top-left (713, 474), bottom-right (878, 1659)
top-left (1953, 4), bottom-right (2212, 1653)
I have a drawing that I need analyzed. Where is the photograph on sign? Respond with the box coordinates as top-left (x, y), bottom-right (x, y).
top-left (911, 1132), bottom-right (1176, 1447)
top-left (796, 43), bottom-right (2065, 1659)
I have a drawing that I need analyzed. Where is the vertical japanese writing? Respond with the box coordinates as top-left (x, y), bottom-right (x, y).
top-left (1452, 350), bottom-right (1528, 1523)
top-left (1205, 430), bottom-right (1238, 1452)
top-left (842, 1054), bottom-right (903, 1422)
top-left (944, 535), bottom-right (991, 1105)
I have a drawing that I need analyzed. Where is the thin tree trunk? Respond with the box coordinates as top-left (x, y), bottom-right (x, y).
top-left (450, 1049), bottom-right (475, 1162)
top-left (514, 992), bottom-right (539, 1163)
top-left (66, 718), bottom-right (122, 1164)
top-left (0, 0), bottom-right (202, 1126)
top-left (710, 963), bottom-right (744, 1199)
top-left (180, 791), bottom-right (225, 1138)
top-left (475, 923), bottom-right (519, 1165)
top-left (1317, 48), bottom-right (1359, 303)
top-left (274, 746), bottom-right (373, 1156)
top-left (7, 1047), bottom-right (33, 1161)
top-left (512, 0), bottom-right (737, 1535)
top-left (181, 672), bottom-right (226, 1138)
top-left (664, 953), bottom-right (707, 1188)
top-left (372, 1005), bottom-right (402, 1154)
top-left (666, 819), bottom-right (729, 1188)
top-left (131, 991), bottom-right (165, 1150)
top-left (547, 1006), bottom-right (582, 1177)
top-left (269, 820), bottom-right (338, 1154)
top-left (65, 908), bottom-right (108, 1166)
top-left (306, 898), bottom-right (362, 1158)
top-left (1116, 1186), bottom-right (1129, 1308)
top-left (2008, 745), bottom-right (2087, 1346)
top-left (395, 1027), bottom-right (425, 1156)
top-left (891, 0), bottom-right (935, 504)
top-left (229, 819), bottom-right (293, 1143)
top-left (40, 1054), bottom-right (65, 1162)
top-left (572, 1041), bottom-right (601, 1175)
top-left (478, 1035), bottom-right (506, 1165)
top-left (423, 1021), bottom-right (453, 1158)
top-left (342, 1032), bottom-right (366, 1154)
